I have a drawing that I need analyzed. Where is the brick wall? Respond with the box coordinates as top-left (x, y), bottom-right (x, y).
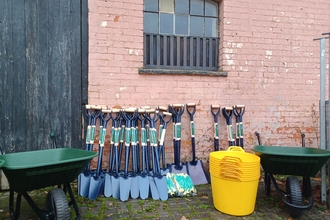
top-left (88, 0), bottom-right (329, 166)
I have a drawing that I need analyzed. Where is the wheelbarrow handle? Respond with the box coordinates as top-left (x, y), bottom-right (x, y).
top-left (255, 131), bottom-right (262, 145)
top-left (301, 133), bottom-right (305, 148)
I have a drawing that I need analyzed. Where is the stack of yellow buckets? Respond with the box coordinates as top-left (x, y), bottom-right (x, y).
top-left (209, 146), bottom-right (260, 216)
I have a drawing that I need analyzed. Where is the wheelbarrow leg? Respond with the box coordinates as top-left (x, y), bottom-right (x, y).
top-left (264, 172), bottom-right (271, 195)
top-left (22, 192), bottom-right (50, 220)
top-left (65, 183), bottom-right (81, 220)
top-left (302, 176), bottom-right (312, 199)
top-left (9, 189), bottom-right (22, 220)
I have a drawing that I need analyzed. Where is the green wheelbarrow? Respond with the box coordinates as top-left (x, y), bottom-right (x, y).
top-left (0, 148), bottom-right (97, 220)
top-left (252, 144), bottom-right (330, 218)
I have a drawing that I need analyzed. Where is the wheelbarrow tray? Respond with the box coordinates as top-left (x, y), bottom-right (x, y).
top-left (252, 145), bottom-right (330, 176)
top-left (0, 148), bottom-right (97, 193)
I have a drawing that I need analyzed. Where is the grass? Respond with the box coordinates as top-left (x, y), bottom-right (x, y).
top-left (198, 204), bottom-right (212, 209)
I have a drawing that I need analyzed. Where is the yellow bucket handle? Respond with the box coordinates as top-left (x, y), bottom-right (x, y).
top-left (227, 146), bottom-right (245, 152)
top-left (219, 172), bottom-right (242, 182)
top-left (220, 156), bottom-right (243, 164)
top-left (220, 167), bottom-right (243, 174)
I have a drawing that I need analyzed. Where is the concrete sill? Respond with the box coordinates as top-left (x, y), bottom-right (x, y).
top-left (139, 68), bottom-right (228, 77)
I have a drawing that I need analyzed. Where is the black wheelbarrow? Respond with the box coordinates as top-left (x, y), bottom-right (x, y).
top-left (252, 143), bottom-right (330, 218)
top-left (0, 148), bottom-right (97, 220)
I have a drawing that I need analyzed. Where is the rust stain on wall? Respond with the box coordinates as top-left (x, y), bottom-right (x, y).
top-left (113, 15), bottom-right (120, 22)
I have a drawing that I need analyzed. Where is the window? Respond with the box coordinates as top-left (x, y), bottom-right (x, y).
top-left (143, 0), bottom-right (219, 71)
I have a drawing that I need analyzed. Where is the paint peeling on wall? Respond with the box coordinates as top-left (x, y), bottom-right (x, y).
top-left (128, 49), bottom-right (141, 55)
top-left (265, 50), bottom-right (272, 59)
top-left (101, 21), bottom-right (108, 27)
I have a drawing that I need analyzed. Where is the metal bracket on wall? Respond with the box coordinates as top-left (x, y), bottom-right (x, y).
top-left (314, 33), bottom-right (330, 203)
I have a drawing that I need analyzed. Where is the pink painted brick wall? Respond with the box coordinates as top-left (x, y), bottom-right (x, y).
top-left (88, 0), bottom-right (330, 167)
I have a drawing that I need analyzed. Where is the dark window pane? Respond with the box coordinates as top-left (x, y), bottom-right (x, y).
top-left (190, 0), bottom-right (203, 16)
top-left (144, 0), bottom-right (158, 12)
top-left (160, 13), bottom-right (174, 34)
top-left (175, 0), bottom-right (189, 14)
top-left (175, 15), bottom-right (188, 35)
top-left (190, 16), bottom-right (203, 37)
top-left (144, 12), bottom-right (159, 33)
top-left (205, 17), bottom-right (217, 37)
top-left (159, 0), bottom-right (174, 12)
top-left (205, 0), bottom-right (218, 17)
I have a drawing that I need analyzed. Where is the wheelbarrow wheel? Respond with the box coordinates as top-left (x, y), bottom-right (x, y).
top-left (45, 188), bottom-right (70, 220)
top-left (286, 176), bottom-right (303, 218)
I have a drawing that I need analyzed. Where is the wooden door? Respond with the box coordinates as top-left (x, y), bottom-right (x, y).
top-left (0, 0), bottom-right (88, 153)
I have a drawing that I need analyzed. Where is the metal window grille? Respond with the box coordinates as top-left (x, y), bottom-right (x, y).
top-left (143, 33), bottom-right (219, 71)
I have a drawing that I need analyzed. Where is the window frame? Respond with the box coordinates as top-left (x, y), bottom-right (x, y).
top-left (141, 0), bottom-right (223, 74)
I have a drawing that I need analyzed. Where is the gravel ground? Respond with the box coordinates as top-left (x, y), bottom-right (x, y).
top-left (0, 177), bottom-right (329, 220)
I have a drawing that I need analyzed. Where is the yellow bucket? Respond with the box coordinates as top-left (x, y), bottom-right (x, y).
top-left (211, 175), bottom-right (259, 216)
top-left (209, 147), bottom-right (260, 216)
top-left (210, 147), bottom-right (260, 165)
top-left (209, 147), bottom-right (260, 177)
top-left (219, 171), bottom-right (260, 182)
top-left (210, 166), bottom-right (260, 181)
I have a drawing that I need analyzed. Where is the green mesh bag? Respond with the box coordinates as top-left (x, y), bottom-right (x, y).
top-left (166, 173), bottom-right (177, 197)
top-left (166, 173), bottom-right (197, 197)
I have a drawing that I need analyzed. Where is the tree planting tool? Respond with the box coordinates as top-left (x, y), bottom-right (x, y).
top-left (129, 109), bottom-right (140, 199)
top-left (104, 109), bottom-right (121, 198)
top-left (157, 106), bottom-right (168, 147)
top-left (111, 109), bottom-right (122, 199)
top-left (185, 103), bottom-right (209, 185)
top-left (137, 109), bottom-right (150, 199)
top-left (153, 140), bottom-right (168, 201)
top-left (119, 108), bottom-right (135, 201)
top-left (78, 105), bottom-right (95, 197)
top-left (146, 109), bottom-right (160, 200)
top-left (222, 106), bottom-right (235, 147)
top-left (88, 107), bottom-right (108, 200)
top-left (158, 111), bottom-right (172, 175)
top-left (211, 105), bottom-right (221, 151)
top-left (169, 104), bottom-right (188, 174)
top-left (233, 105), bottom-right (245, 148)
top-left (78, 105), bottom-right (101, 198)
